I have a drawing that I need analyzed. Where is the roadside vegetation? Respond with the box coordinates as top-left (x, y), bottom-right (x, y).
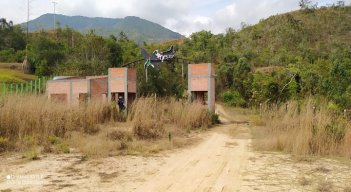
top-left (0, 96), bottom-right (215, 157)
top-left (252, 99), bottom-right (351, 159)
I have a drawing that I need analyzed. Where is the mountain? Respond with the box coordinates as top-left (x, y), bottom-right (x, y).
top-left (22, 14), bottom-right (183, 43)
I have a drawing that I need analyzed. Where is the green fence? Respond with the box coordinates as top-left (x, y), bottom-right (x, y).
top-left (1, 77), bottom-right (49, 97)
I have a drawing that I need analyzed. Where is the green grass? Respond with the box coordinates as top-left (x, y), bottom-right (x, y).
top-left (0, 67), bottom-right (38, 95)
top-left (0, 69), bottom-right (37, 84)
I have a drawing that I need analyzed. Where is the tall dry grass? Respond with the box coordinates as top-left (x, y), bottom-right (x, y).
top-left (0, 95), bottom-right (112, 151)
top-left (129, 97), bottom-right (212, 139)
top-left (0, 95), bottom-right (214, 155)
top-left (254, 99), bottom-right (351, 158)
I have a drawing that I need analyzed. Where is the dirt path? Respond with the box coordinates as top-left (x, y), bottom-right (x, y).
top-left (132, 104), bottom-right (252, 191)
top-left (1, 106), bottom-right (351, 191)
top-left (134, 127), bottom-right (250, 192)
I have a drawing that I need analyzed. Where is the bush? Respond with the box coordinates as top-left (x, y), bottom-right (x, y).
top-left (56, 143), bottom-right (70, 154)
top-left (210, 112), bottom-right (220, 124)
top-left (0, 49), bottom-right (16, 62)
top-left (48, 135), bottom-right (61, 145)
top-left (222, 90), bottom-right (246, 107)
top-left (26, 149), bottom-right (39, 160)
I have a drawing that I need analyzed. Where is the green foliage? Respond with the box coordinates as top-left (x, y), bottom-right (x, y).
top-left (26, 149), bottom-right (39, 160)
top-left (56, 143), bottom-right (70, 154)
top-left (0, 18), bottom-right (25, 51)
top-left (0, 18), bottom-right (25, 62)
top-left (48, 135), bottom-right (61, 145)
top-left (222, 90), bottom-right (246, 107)
top-left (179, 6), bottom-right (351, 108)
top-left (210, 112), bottom-right (220, 124)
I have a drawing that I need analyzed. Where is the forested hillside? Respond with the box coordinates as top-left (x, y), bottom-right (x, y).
top-left (23, 14), bottom-right (183, 44)
top-left (174, 5), bottom-right (351, 108)
top-left (1, 5), bottom-right (351, 108)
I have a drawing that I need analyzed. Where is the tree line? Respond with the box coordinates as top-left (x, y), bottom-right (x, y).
top-left (1, 5), bottom-right (351, 109)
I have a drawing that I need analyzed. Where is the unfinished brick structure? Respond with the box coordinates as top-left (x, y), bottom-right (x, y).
top-left (108, 68), bottom-right (137, 109)
top-left (47, 64), bottom-right (215, 111)
top-left (46, 67), bottom-right (137, 108)
top-left (46, 76), bottom-right (108, 106)
top-left (188, 63), bottom-right (215, 112)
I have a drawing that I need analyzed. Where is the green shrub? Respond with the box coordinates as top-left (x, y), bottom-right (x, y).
top-left (0, 49), bottom-right (16, 62)
top-left (222, 90), bottom-right (246, 107)
top-left (48, 135), bottom-right (61, 145)
top-left (27, 149), bottom-right (39, 160)
top-left (56, 143), bottom-right (70, 154)
top-left (210, 112), bottom-right (220, 124)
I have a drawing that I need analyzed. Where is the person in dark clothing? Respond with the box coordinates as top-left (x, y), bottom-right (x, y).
top-left (117, 96), bottom-right (125, 111)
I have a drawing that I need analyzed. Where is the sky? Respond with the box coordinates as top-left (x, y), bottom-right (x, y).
top-left (1, 0), bottom-right (350, 36)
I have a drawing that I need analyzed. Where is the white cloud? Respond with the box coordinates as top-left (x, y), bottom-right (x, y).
top-left (1, 0), bottom-right (350, 36)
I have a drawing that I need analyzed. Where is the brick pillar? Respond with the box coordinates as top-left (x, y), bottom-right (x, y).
top-left (108, 67), bottom-right (137, 109)
top-left (188, 63), bottom-right (215, 112)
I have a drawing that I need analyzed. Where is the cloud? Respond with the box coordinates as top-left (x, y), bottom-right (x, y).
top-left (1, 0), bottom-right (350, 36)
top-left (164, 0), bottom-right (300, 35)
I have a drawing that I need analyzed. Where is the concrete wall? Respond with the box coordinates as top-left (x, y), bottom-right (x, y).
top-left (46, 79), bottom-right (88, 106)
top-left (89, 77), bottom-right (108, 101)
top-left (108, 68), bottom-right (137, 109)
top-left (127, 68), bottom-right (137, 93)
top-left (188, 63), bottom-right (215, 112)
top-left (47, 68), bottom-right (137, 107)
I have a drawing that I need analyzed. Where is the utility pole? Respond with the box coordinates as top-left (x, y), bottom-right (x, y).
top-left (26, 0), bottom-right (29, 59)
top-left (23, 0), bottom-right (31, 74)
top-left (52, 1), bottom-right (57, 32)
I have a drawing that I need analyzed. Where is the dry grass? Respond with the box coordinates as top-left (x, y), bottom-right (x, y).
top-left (0, 96), bottom-right (213, 157)
top-left (0, 95), bottom-right (112, 152)
top-left (253, 98), bottom-right (351, 158)
top-left (129, 97), bottom-right (212, 139)
top-left (317, 180), bottom-right (334, 192)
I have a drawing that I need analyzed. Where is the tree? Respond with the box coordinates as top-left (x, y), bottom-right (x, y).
top-left (30, 34), bottom-right (66, 76)
top-left (0, 18), bottom-right (25, 51)
top-left (107, 35), bottom-right (123, 67)
top-left (299, 0), bottom-right (311, 9)
top-left (233, 57), bottom-right (252, 102)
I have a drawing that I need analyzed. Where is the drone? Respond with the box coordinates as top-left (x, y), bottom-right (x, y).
top-left (141, 45), bottom-right (176, 69)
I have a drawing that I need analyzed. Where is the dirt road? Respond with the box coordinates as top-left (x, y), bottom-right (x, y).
top-left (1, 106), bottom-right (350, 191)
top-left (134, 128), bottom-right (250, 192)
top-left (132, 105), bottom-right (251, 192)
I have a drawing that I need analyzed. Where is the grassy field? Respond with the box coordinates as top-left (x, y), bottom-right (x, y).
top-left (0, 69), bottom-right (37, 84)
top-left (0, 63), bottom-right (37, 94)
